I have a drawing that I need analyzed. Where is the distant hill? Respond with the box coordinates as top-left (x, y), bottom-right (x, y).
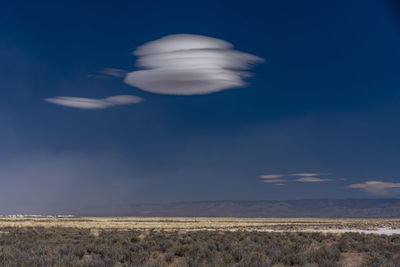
top-left (83, 199), bottom-right (400, 218)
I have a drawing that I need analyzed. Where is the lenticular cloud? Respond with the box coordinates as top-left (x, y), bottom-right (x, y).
top-left (124, 34), bottom-right (264, 95)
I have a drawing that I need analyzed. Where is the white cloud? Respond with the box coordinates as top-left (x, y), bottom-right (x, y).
top-left (274, 183), bottom-right (285, 186)
top-left (347, 181), bottom-right (400, 196)
top-left (295, 177), bottom-right (332, 182)
top-left (260, 174), bottom-right (283, 179)
top-left (44, 95), bottom-right (145, 109)
top-left (124, 34), bottom-right (263, 95)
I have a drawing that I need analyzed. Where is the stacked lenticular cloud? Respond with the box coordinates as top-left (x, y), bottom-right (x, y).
top-left (44, 34), bottom-right (263, 110)
top-left (124, 34), bottom-right (264, 95)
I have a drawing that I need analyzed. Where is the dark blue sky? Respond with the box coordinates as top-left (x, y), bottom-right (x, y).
top-left (1, 0), bottom-right (400, 213)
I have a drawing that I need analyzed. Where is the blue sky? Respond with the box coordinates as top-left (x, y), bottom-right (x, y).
top-left (1, 0), bottom-right (400, 213)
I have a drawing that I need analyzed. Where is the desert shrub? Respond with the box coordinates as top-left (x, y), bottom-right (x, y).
top-left (0, 227), bottom-right (399, 266)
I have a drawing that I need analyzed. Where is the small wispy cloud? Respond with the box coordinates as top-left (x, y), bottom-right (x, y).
top-left (88, 68), bottom-right (127, 79)
top-left (99, 68), bottom-right (127, 78)
top-left (124, 34), bottom-right (264, 95)
top-left (260, 171), bottom-right (333, 186)
top-left (87, 74), bottom-right (107, 79)
top-left (261, 179), bottom-right (286, 183)
top-left (347, 181), bottom-right (400, 196)
top-left (44, 95), bottom-right (145, 109)
top-left (260, 174), bottom-right (283, 179)
top-left (295, 177), bottom-right (332, 183)
top-left (275, 183), bottom-right (285, 186)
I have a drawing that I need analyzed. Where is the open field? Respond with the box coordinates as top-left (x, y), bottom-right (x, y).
top-left (1, 217), bottom-right (400, 232)
top-left (1, 217), bottom-right (400, 266)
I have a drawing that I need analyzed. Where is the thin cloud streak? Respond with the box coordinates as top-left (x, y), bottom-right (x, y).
top-left (124, 34), bottom-right (263, 95)
top-left (262, 179), bottom-right (286, 183)
top-left (260, 172), bottom-right (335, 186)
top-left (99, 68), bottom-right (127, 78)
top-left (291, 173), bottom-right (329, 177)
top-left (296, 177), bottom-right (332, 182)
top-left (260, 174), bottom-right (283, 179)
top-left (44, 95), bottom-right (145, 109)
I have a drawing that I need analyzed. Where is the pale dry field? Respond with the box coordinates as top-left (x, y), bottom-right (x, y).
top-left (1, 217), bottom-right (400, 232)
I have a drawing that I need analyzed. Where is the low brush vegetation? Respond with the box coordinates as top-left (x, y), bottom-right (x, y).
top-left (0, 227), bottom-right (399, 266)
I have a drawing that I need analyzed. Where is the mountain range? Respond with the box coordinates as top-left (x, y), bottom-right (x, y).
top-left (82, 199), bottom-right (400, 218)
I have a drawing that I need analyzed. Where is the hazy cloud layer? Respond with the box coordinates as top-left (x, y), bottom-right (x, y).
top-left (45, 95), bottom-right (145, 109)
top-left (348, 181), bottom-right (400, 196)
top-left (124, 34), bottom-right (264, 95)
top-left (0, 152), bottom-right (142, 214)
top-left (296, 177), bottom-right (332, 182)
